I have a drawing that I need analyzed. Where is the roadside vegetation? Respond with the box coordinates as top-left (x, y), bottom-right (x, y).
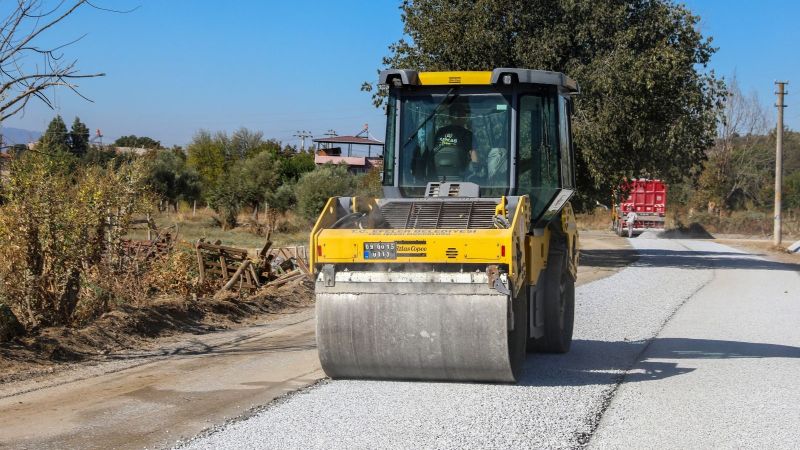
top-left (0, 115), bottom-right (382, 350)
top-left (577, 77), bottom-right (800, 241)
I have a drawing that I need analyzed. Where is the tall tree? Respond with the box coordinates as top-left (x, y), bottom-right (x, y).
top-left (695, 77), bottom-right (772, 210)
top-left (70, 117), bottom-right (90, 157)
top-left (230, 128), bottom-right (265, 160)
top-left (144, 150), bottom-right (201, 211)
top-left (370, 0), bottom-right (724, 205)
top-left (186, 130), bottom-right (227, 192)
top-left (39, 116), bottom-right (70, 154)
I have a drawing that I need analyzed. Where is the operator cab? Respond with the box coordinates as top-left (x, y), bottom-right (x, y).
top-left (380, 68), bottom-right (579, 222)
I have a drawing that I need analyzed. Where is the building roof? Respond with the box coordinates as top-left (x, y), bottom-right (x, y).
top-left (312, 135), bottom-right (383, 146)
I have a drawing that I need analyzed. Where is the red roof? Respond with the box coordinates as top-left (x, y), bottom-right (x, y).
top-left (312, 135), bottom-right (383, 146)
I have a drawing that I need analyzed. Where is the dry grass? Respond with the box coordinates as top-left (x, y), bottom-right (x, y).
top-left (670, 208), bottom-right (800, 240)
top-left (575, 208), bottom-right (614, 231)
top-left (127, 206), bottom-right (311, 250)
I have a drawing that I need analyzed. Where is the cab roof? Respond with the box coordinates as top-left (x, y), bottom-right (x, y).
top-left (379, 68), bottom-right (579, 94)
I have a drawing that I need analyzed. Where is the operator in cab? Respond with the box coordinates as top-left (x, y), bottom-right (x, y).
top-left (431, 101), bottom-right (485, 182)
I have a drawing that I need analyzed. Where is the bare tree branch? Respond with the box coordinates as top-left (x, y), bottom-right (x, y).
top-left (0, 0), bottom-right (126, 122)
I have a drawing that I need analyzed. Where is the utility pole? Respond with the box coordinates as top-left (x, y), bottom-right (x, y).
top-left (323, 129), bottom-right (337, 151)
top-left (774, 81), bottom-right (788, 246)
top-left (293, 130), bottom-right (312, 152)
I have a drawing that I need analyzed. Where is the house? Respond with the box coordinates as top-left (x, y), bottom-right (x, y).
top-left (314, 154), bottom-right (383, 174)
top-left (312, 133), bottom-right (384, 174)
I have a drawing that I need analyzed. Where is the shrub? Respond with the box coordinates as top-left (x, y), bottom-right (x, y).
top-left (355, 166), bottom-right (383, 198)
top-left (0, 154), bottom-right (149, 329)
top-left (295, 164), bottom-right (357, 221)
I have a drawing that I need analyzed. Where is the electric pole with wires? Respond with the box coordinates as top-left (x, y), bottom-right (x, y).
top-left (774, 81), bottom-right (788, 246)
top-left (293, 130), bottom-right (312, 152)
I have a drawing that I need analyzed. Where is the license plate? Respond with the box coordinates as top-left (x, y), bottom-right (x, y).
top-left (363, 242), bottom-right (396, 260)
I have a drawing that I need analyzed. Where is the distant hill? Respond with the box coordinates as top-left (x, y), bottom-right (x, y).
top-left (1, 127), bottom-right (42, 146)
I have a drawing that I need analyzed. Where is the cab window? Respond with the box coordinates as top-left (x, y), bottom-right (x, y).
top-left (397, 90), bottom-right (512, 197)
top-left (518, 94), bottom-right (559, 219)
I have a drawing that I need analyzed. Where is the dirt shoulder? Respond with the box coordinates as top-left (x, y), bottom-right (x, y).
top-left (0, 232), bottom-right (636, 450)
top-left (0, 279), bottom-right (314, 385)
top-left (713, 236), bottom-right (800, 266)
top-left (0, 308), bottom-right (320, 450)
top-left (0, 280), bottom-right (318, 450)
top-left (577, 229), bottom-right (638, 285)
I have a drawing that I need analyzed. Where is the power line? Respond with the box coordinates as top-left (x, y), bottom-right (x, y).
top-left (293, 130), bottom-right (313, 151)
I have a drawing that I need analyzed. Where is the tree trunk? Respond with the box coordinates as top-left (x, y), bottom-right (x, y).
top-left (58, 267), bottom-right (81, 324)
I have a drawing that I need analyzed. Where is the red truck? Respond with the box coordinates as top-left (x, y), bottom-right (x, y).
top-left (611, 179), bottom-right (667, 237)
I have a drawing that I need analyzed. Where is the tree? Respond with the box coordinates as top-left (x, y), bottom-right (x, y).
top-left (205, 151), bottom-right (282, 227)
top-left (113, 135), bottom-right (161, 149)
top-left (235, 151), bottom-right (281, 215)
top-left (785, 170), bottom-right (800, 210)
top-left (369, 0), bottom-right (724, 206)
top-left (206, 176), bottom-right (241, 230)
top-left (186, 130), bottom-right (227, 192)
top-left (70, 117), bottom-right (90, 157)
top-left (267, 184), bottom-right (296, 215)
top-left (230, 128), bottom-right (265, 160)
top-left (39, 115), bottom-right (70, 154)
top-left (144, 150), bottom-right (201, 211)
top-left (280, 150), bottom-right (315, 181)
top-left (693, 76), bottom-right (774, 211)
top-left (0, 1), bottom-right (107, 122)
top-left (295, 164), bottom-right (357, 220)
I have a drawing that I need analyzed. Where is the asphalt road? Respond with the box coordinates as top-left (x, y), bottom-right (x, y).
top-left (181, 238), bottom-right (800, 449)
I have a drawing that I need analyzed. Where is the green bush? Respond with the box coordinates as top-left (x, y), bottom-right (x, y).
top-left (295, 164), bottom-right (357, 221)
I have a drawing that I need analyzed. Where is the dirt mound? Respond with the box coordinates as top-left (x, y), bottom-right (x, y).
top-left (0, 279), bottom-right (314, 383)
top-left (658, 222), bottom-right (715, 239)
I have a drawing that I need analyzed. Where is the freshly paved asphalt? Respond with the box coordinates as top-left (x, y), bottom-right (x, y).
top-left (183, 238), bottom-right (800, 449)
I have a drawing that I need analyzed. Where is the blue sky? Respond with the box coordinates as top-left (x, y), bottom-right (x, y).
top-left (2, 0), bottom-right (798, 148)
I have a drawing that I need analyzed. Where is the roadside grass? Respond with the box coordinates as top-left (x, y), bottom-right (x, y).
top-left (577, 206), bottom-right (800, 242)
top-left (576, 208), bottom-right (613, 231)
top-left (127, 207), bottom-right (311, 249)
top-left (668, 208), bottom-right (800, 240)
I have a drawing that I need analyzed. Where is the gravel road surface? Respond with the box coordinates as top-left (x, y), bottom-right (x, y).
top-left (0, 234), bottom-right (624, 450)
top-left (182, 238), bottom-right (799, 449)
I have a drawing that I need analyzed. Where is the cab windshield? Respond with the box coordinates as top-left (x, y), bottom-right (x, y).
top-left (397, 90), bottom-right (512, 196)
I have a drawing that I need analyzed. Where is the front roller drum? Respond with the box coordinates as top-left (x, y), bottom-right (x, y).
top-left (316, 270), bottom-right (527, 383)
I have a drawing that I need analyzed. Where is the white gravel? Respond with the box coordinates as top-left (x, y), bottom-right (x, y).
top-left (590, 240), bottom-right (800, 449)
top-left (180, 238), bottom-right (712, 449)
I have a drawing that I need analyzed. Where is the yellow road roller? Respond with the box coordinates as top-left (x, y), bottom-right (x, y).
top-left (310, 68), bottom-right (580, 383)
